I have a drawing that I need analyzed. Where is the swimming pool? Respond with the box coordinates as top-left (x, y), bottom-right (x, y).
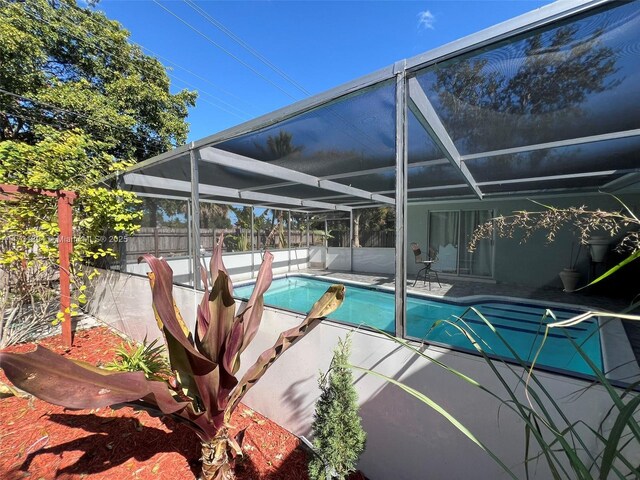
top-left (234, 275), bottom-right (602, 377)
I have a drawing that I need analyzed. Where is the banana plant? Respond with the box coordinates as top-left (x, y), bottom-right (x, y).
top-left (0, 236), bottom-right (345, 480)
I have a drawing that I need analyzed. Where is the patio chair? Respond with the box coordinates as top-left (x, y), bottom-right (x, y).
top-left (410, 242), bottom-right (441, 289)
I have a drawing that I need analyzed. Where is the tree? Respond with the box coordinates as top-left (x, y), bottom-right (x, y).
top-left (0, 0), bottom-right (196, 158)
top-left (353, 207), bottom-right (394, 248)
top-left (255, 130), bottom-right (303, 161)
top-left (309, 335), bottom-right (366, 480)
top-left (141, 198), bottom-right (231, 230)
top-left (262, 208), bottom-right (287, 248)
top-left (0, 0), bottom-right (196, 340)
top-left (429, 24), bottom-right (619, 156)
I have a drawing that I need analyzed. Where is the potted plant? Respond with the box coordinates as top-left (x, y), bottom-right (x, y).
top-left (558, 242), bottom-right (582, 292)
top-left (588, 235), bottom-right (609, 263)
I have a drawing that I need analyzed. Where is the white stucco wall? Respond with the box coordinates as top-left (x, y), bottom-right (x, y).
top-left (124, 248), bottom-right (309, 285)
top-left (352, 247), bottom-right (395, 274)
top-left (308, 245), bottom-right (325, 268)
top-left (310, 247), bottom-right (395, 275)
top-left (241, 308), bottom-right (634, 480)
top-left (326, 247), bottom-right (351, 271)
top-left (86, 268), bottom-right (197, 345)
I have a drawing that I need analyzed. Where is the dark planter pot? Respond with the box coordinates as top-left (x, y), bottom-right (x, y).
top-left (559, 268), bottom-right (581, 292)
top-left (588, 236), bottom-right (609, 263)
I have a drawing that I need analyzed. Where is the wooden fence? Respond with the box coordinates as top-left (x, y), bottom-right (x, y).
top-left (124, 227), bottom-right (317, 261)
top-left (359, 230), bottom-right (395, 248)
top-left (124, 227), bottom-right (396, 262)
top-left (328, 230), bottom-right (395, 248)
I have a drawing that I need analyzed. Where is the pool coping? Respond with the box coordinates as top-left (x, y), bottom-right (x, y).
top-left (233, 272), bottom-right (640, 386)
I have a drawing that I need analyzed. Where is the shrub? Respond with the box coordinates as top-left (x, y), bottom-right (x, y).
top-left (104, 337), bottom-right (171, 381)
top-left (309, 335), bottom-right (366, 480)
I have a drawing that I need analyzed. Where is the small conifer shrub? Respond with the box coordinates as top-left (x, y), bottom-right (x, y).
top-left (309, 335), bottom-right (366, 480)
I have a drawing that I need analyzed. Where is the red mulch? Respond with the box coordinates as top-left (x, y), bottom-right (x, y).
top-left (0, 327), bottom-right (323, 480)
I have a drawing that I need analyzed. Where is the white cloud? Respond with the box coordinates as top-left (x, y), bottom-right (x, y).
top-left (418, 10), bottom-right (436, 30)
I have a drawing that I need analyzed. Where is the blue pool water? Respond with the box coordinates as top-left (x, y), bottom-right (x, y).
top-left (234, 276), bottom-right (602, 376)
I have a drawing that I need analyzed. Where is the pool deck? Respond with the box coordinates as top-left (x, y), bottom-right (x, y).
top-left (301, 268), bottom-right (640, 367)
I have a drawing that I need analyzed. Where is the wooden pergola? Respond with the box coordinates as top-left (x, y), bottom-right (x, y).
top-left (0, 184), bottom-right (76, 347)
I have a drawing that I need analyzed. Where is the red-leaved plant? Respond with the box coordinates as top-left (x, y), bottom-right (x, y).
top-left (0, 236), bottom-right (345, 479)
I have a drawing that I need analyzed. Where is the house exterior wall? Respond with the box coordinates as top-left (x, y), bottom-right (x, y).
top-left (407, 193), bottom-right (640, 289)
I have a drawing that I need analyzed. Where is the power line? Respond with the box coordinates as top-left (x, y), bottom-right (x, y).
top-left (0, 106), bottom-right (168, 189)
top-left (0, 87), bottom-right (118, 128)
top-left (58, 2), bottom-right (255, 119)
top-left (139, 44), bottom-right (260, 113)
top-left (183, 0), bottom-right (311, 96)
top-left (0, 1), bottom-right (195, 157)
top-left (4, 0), bottom-right (385, 162)
top-left (1, 107), bottom-right (72, 135)
top-left (1, 111), bottom-right (132, 191)
top-left (6, 0), bottom-right (251, 121)
top-left (1, 104), bottom-right (139, 147)
top-left (37, 4), bottom-right (248, 120)
top-left (165, 71), bottom-right (252, 120)
top-left (0, 110), bottom-right (110, 187)
top-left (55, 0), bottom-right (264, 114)
top-left (151, 0), bottom-right (301, 101)
top-left (37, 0), bottom-right (382, 159)
top-left (173, 1), bottom-right (385, 157)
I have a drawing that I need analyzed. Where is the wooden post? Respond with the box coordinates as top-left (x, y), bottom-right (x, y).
top-left (0, 185), bottom-right (77, 347)
top-left (57, 191), bottom-right (75, 347)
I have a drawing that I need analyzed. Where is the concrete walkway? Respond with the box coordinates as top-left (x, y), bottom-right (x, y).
top-left (308, 269), bottom-right (629, 310)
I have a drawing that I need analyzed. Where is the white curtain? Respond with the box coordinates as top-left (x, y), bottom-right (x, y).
top-left (428, 210), bottom-right (493, 277)
top-left (459, 210), bottom-right (492, 277)
top-left (428, 211), bottom-right (459, 273)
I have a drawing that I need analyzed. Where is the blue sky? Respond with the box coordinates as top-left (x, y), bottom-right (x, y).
top-left (95, 0), bottom-right (550, 142)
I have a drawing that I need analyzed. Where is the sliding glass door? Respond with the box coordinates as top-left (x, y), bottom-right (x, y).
top-left (459, 210), bottom-right (492, 277)
top-left (428, 211), bottom-right (459, 273)
top-left (428, 210), bottom-right (493, 278)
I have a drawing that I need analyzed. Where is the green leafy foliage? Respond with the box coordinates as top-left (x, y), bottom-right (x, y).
top-left (0, 128), bottom-right (143, 325)
top-left (0, 236), bottom-right (346, 480)
top-left (0, 0), bottom-right (196, 339)
top-left (352, 207), bottom-right (394, 248)
top-left (104, 337), bottom-right (171, 381)
top-left (309, 335), bottom-right (366, 480)
top-left (225, 232), bottom-right (250, 252)
top-left (0, 0), bottom-right (196, 155)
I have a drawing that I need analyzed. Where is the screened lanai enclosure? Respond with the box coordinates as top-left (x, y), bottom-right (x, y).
top-left (117, 0), bottom-right (640, 336)
top-left (89, 2), bottom-right (640, 478)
